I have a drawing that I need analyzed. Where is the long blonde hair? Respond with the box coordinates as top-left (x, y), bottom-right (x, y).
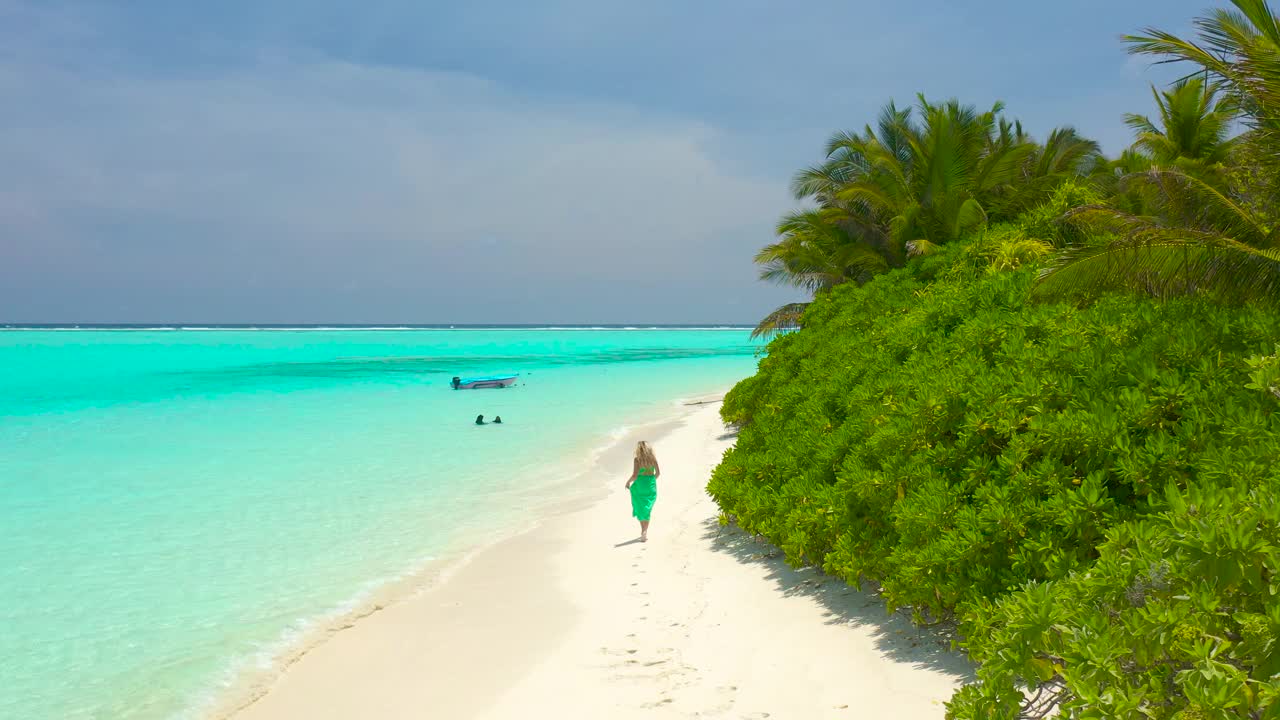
top-left (635, 441), bottom-right (658, 468)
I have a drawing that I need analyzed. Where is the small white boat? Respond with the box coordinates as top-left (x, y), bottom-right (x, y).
top-left (451, 374), bottom-right (518, 390)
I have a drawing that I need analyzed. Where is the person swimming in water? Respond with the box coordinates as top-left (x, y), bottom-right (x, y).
top-left (452, 376), bottom-right (462, 390)
top-left (493, 416), bottom-right (503, 424)
top-left (475, 414), bottom-right (486, 425)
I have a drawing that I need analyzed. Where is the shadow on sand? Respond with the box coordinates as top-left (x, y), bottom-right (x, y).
top-left (700, 517), bottom-right (976, 682)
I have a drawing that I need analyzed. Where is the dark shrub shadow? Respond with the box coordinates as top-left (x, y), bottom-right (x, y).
top-left (701, 517), bottom-right (976, 681)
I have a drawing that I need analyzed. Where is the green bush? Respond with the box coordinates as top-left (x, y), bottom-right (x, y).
top-left (710, 240), bottom-right (1280, 716)
top-left (1014, 179), bottom-right (1105, 248)
top-left (949, 480), bottom-right (1280, 719)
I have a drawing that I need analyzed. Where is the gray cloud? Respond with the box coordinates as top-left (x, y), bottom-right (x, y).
top-left (1, 52), bottom-right (799, 323)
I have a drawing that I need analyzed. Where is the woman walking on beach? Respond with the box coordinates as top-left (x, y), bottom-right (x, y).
top-left (625, 441), bottom-right (660, 542)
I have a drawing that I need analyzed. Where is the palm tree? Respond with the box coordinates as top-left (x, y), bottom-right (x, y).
top-left (753, 102), bottom-right (913, 339)
top-left (757, 209), bottom-right (892, 292)
top-left (1128, 0), bottom-right (1280, 212)
top-left (1029, 127), bottom-right (1104, 179)
top-left (1124, 77), bottom-right (1237, 170)
top-left (750, 208), bottom-right (893, 338)
top-left (989, 126), bottom-right (1103, 218)
top-left (831, 97), bottom-right (1037, 258)
top-left (1037, 0), bottom-right (1280, 303)
top-left (1125, 0), bottom-right (1280, 162)
top-left (756, 97), bottom-right (1097, 337)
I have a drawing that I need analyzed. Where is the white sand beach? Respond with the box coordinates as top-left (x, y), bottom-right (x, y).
top-left (219, 401), bottom-right (971, 720)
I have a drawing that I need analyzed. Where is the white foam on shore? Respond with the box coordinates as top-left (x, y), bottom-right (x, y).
top-left (179, 549), bottom-right (436, 720)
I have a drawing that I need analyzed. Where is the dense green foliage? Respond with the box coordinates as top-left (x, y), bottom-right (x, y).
top-left (951, 480), bottom-right (1280, 718)
top-left (712, 240), bottom-right (1280, 717)
top-left (716, 241), bottom-right (1280, 612)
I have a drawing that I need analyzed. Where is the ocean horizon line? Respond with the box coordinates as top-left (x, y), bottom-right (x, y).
top-left (1, 323), bottom-right (755, 331)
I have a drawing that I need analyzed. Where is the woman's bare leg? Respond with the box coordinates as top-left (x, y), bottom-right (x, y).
top-left (640, 520), bottom-right (650, 541)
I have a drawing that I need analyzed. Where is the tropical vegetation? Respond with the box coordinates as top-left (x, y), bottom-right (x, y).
top-left (719, 1), bottom-right (1280, 717)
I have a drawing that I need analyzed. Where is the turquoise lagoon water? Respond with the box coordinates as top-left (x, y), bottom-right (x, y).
top-left (0, 328), bottom-right (760, 720)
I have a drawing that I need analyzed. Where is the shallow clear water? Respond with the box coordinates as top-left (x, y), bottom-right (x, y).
top-left (0, 328), bottom-right (759, 719)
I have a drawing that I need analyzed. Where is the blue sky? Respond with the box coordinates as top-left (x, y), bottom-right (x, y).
top-left (1, 0), bottom-right (1209, 323)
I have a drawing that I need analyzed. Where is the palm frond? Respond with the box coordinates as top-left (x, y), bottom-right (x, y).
top-left (1035, 127), bottom-right (1102, 177)
top-left (1035, 234), bottom-right (1280, 304)
top-left (751, 303), bottom-right (810, 340)
top-left (1124, 112), bottom-right (1162, 138)
top-left (1040, 157), bottom-right (1280, 304)
top-left (1127, 168), bottom-right (1272, 245)
top-left (954, 198), bottom-right (989, 238)
top-left (791, 164), bottom-right (845, 200)
top-left (823, 130), bottom-right (865, 159)
top-left (905, 238), bottom-right (942, 258)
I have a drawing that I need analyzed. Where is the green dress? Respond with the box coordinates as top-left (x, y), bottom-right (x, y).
top-left (630, 467), bottom-right (657, 521)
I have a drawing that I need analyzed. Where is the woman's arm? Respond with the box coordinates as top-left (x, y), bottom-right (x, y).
top-left (654, 461), bottom-right (661, 479)
top-left (625, 458), bottom-right (638, 488)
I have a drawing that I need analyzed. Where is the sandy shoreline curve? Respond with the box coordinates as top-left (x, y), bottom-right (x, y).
top-left (214, 399), bottom-right (972, 719)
